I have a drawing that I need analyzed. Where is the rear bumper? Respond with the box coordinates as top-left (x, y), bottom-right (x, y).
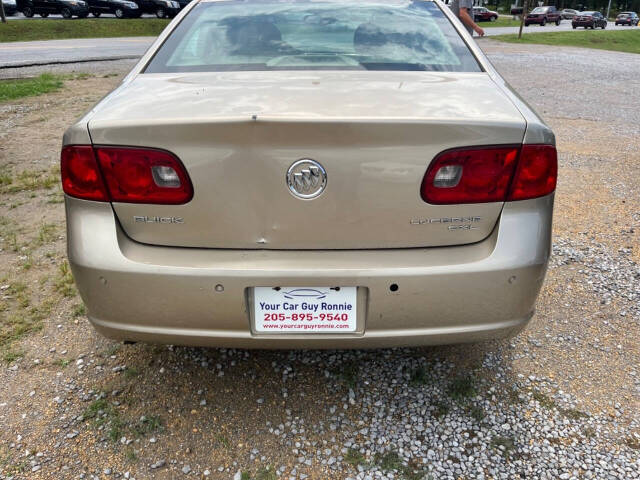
top-left (66, 195), bottom-right (553, 348)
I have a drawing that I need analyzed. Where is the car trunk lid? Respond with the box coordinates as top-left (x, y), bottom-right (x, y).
top-left (87, 71), bottom-right (526, 249)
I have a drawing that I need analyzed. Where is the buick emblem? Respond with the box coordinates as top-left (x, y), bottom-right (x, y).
top-left (286, 159), bottom-right (327, 199)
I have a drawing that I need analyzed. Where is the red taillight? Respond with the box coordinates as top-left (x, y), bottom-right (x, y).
top-left (61, 145), bottom-right (109, 202)
top-left (420, 146), bottom-right (519, 204)
top-left (95, 147), bottom-right (193, 204)
top-left (507, 144), bottom-right (557, 201)
top-left (420, 144), bottom-right (557, 205)
top-left (60, 145), bottom-right (193, 204)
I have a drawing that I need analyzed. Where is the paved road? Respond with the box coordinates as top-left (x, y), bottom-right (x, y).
top-left (0, 36), bottom-right (154, 68)
top-left (0, 20), bottom-right (634, 68)
top-left (483, 20), bottom-right (631, 36)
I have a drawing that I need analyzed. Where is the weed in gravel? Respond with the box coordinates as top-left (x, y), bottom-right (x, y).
top-left (84, 398), bottom-right (128, 442)
top-left (532, 390), bottom-right (556, 409)
top-left (133, 415), bottom-right (163, 436)
top-left (448, 374), bottom-right (476, 402)
top-left (560, 407), bottom-right (589, 420)
top-left (376, 451), bottom-right (403, 471)
top-left (254, 466), bottom-right (277, 480)
top-left (2, 349), bottom-right (24, 364)
top-left (344, 448), bottom-right (366, 467)
top-left (2, 168), bottom-right (59, 193)
top-left (468, 404), bottom-right (485, 422)
top-left (124, 367), bottom-right (139, 379)
top-left (432, 400), bottom-right (450, 418)
top-left (491, 436), bottom-right (516, 458)
top-left (125, 448), bottom-right (137, 462)
top-left (335, 361), bottom-right (359, 388)
top-left (83, 398), bottom-right (110, 420)
top-left (6, 282), bottom-right (29, 308)
top-left (36, 223), bottom-right (57, 246)
top-left (409, 366), bottom-right (429, 386)
top-left (215, 434), bottom-right (231, 449)
top-left (71, 303), bottom-right (86, 318)
top-left (55, 358), bottom-right (70, 368)
top-left (54, 261), bottom-right (76, 297)
top-left (240, 472), bottom-right (251, 480)
top-left (0, 173), bottom-right (11, 187)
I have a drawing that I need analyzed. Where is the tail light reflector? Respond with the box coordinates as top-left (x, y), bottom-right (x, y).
top-left (60, 145), bottom-right (193, 204)
top-left (421, 144), bottom-right (557, 204)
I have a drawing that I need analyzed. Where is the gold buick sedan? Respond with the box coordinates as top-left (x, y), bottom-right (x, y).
top-left (61, 0), bottom-right (557, 348)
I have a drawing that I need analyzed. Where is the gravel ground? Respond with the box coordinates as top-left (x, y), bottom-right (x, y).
top-left (1, 42), bottom-right (639, 480)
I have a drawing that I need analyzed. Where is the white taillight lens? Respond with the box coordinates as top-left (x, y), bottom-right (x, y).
top-left (433, 165), bottom-right (463, 188)
top-left (152, 165), bottom-right (181, 188)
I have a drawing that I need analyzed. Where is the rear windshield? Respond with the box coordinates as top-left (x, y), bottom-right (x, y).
top-left (144, 0), bottom-right (481, 73)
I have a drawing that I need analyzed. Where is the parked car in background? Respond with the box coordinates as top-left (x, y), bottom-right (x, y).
top-left (16, 0), bottom-right (89, 18)
top-left (2, 0), bottom-right (18, 15)
top-left (86, 0), bottom-right (140, 17)
top-left (560, 8), bottom-right (578, 19)
top-left (510, 6), bottom-right (523, 15)
top-left (62, 0), bottom-right (557, 349)
top-left (472, 6), bottom-right (498, 21)
top-left (525, 6), bottom-right (562, 26)
top-left (615, 11), bottom-right (639, 26)
top-left (131, 0), bottom-right (179, 17)
top-left (175, 0), bottom-right (191, 10)
top-left (572, 11), bottom-right (607, 29)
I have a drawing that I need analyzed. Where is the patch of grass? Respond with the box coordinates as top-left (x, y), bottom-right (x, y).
top-left (432, 400), bottom-right (450, 418)
top-left (1, 285), bottom-right (52, 351)
top-left (447, 374), bottom-right (476, 402)
top-left (490, 435), bottom-right (516, 457)
top-left (409, 366), bottom-right (429, 386)
top-left (344, 448), bottom-right (366, 467)
top-left (36, 223), bottom-right (57, 246)
top-left (254, 466), bottom-right (277, 480)
top-left (215, 434), bottom-right (231, 449)
top-left (240, 472), bottom-right (251, 480)
top-left (2, 348), bottom-right (24, 364)
top-left (83, 397), bottom-right (129, 442)
top-left (6, 281), bottom-right (29, 307)
top-left (376, 451), bottom-right (403, 472)
top-left (0, 18), bottom-right (170, 43)
top-left (132, 415), bottom-right (163, 436)
top-left (483, 17), bottom-right (523, 27)
top-left (71, 303), bottom-right (86, 318)
top-left (560, 407), bottom-right (588, 420)
top-left (1, 167), bottom-right (59, 193)
top-left (0, 173), bottom-right (12, 187)
top-left (55, 358), bottom-right (70, 368)
top-left (125, 448), bottom-right (137, 462)
top-left (491, 30), bottom-right (640, 55)
top-left (468, 404), bottom-right (485, 422)
top-left (333, 361), bottom-right (359, 388)
top-left (83, 398), bottom-right (110, 420)
top-left (124, 367), bottom-right (139, 379)
top-left (0, 74), bottom-right (64, 103)
top-left (54, 261), bottom-right (76, 297)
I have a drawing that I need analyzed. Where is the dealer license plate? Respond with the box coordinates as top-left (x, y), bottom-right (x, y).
top-left (253, 287), bottom-right (357, 333)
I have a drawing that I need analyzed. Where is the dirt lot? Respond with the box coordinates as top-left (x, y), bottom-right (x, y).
top-left (1, 43), bottom-right (639, 480)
